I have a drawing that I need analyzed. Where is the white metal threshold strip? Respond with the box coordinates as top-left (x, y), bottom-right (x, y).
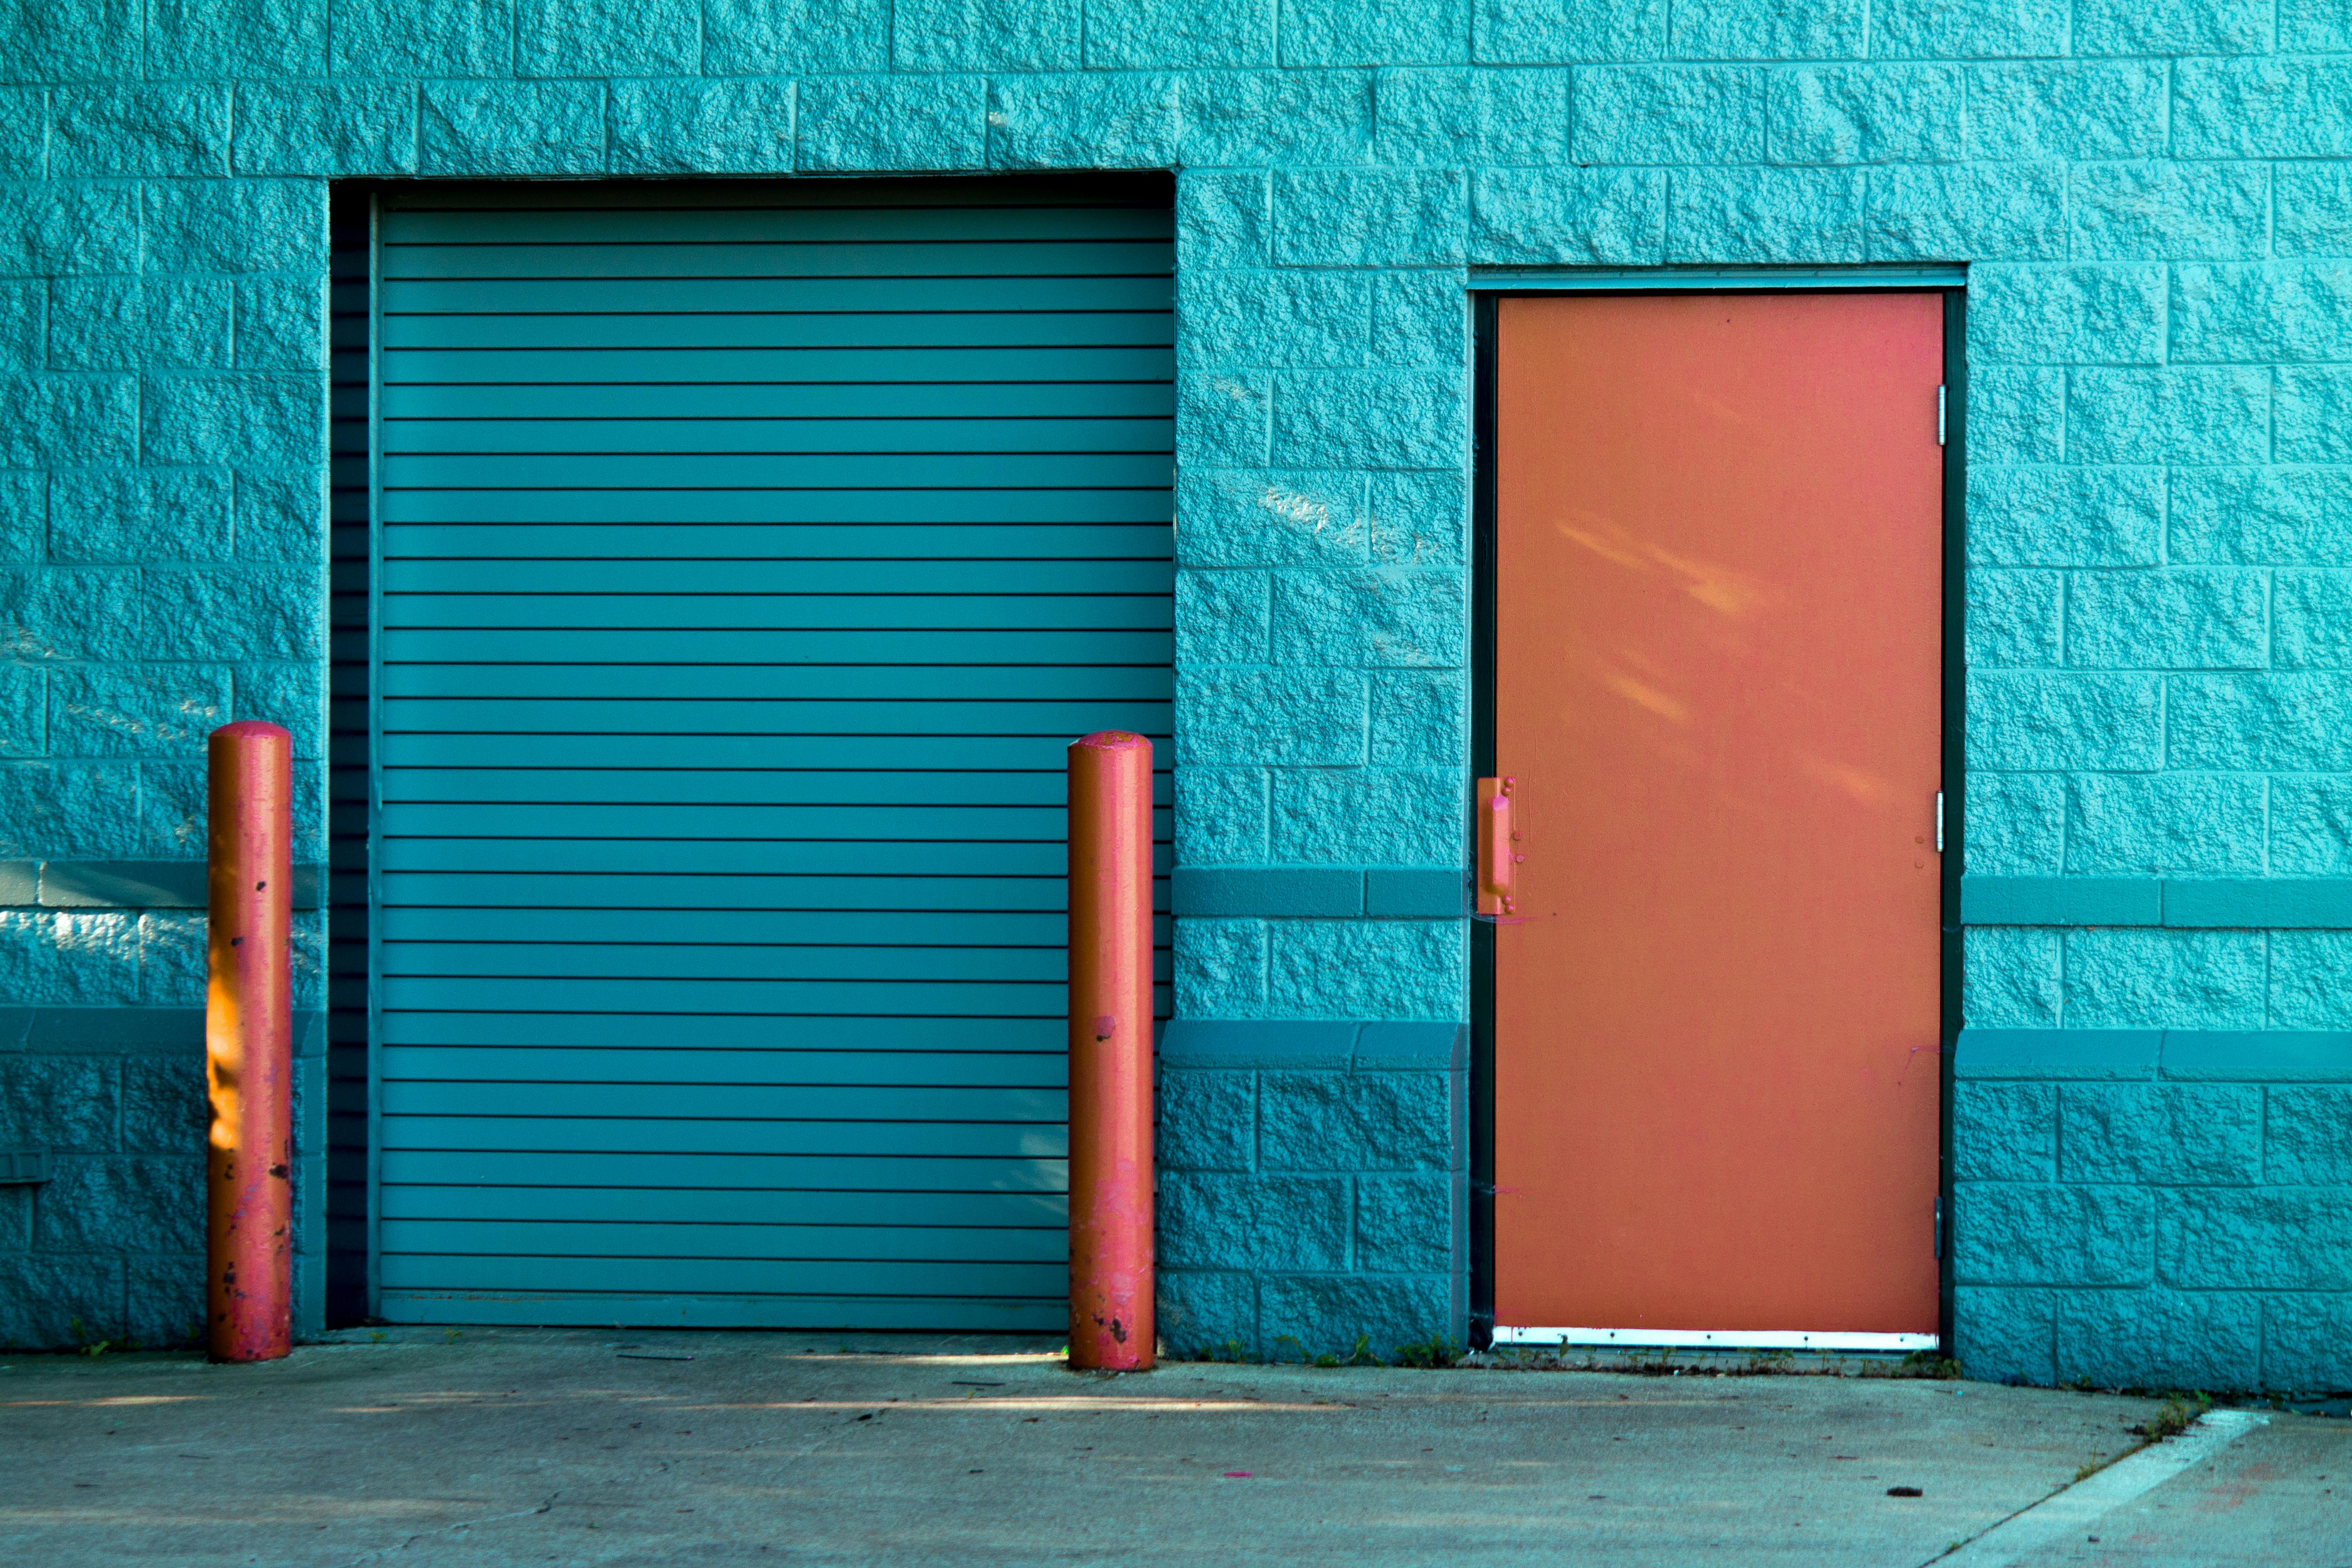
top-left (1494, 1326), bottom-right (1941, 1353)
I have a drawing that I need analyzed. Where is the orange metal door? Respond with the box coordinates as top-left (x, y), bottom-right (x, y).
top-left (1492, 293), bottom-right (1944, 1340)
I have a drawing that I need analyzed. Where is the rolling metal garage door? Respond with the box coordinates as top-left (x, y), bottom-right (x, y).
top-left (369, 179), bottom-right (1173, 1330)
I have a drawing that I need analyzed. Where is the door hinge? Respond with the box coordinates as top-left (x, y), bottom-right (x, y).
top-left (1937, 385), bottom-right (1947, 446)
top-left (1935, 791), bottom-right (1944, 853)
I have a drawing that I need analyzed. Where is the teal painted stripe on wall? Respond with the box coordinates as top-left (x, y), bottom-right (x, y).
top-left (372, 178), bottom-right (1172, 1331)
top-left (1956, 1029), bottom-right (2352, 1082)
top-left (1959, 876), bottom-right (2352, 927)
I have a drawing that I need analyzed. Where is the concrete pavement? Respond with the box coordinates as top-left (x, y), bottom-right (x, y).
top-left (0, 1329), bottom-right (2343, 1566)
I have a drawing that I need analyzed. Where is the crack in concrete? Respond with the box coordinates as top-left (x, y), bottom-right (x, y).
top-left (338, 1489), bottom-right (559, 1563)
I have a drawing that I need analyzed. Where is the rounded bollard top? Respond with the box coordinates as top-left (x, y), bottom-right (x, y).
top-left (212, 720), bottom-right (292, 743)
top-left (1071, 730), bottom-right (1151, 752)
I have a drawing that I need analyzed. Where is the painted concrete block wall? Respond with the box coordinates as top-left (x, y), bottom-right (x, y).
top-left (0, 0), bottom-right (2343, 1380)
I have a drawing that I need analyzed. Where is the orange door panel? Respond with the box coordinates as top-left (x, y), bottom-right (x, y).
top-left (1492, 293), bottom-right (1945, 1339)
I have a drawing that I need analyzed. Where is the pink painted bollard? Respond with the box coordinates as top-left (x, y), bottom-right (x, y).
top-left (206, 721), bottom-right (293, 1362)
top-left (1066, 731), bottom-right (1155, 1370)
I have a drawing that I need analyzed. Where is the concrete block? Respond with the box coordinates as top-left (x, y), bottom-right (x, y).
top-left (1966, 63), bottom-right (2164, 162)
top-left (0, 665), bottom-right (40, 755)
top-left (139, 913), bottom-right (206, 1007)
top-left (1672, 0), bottom-right (1861, 58)
top-left (0, 1055), bottom-right (118, 1152)
top-left (1157, 1069), bottom-right (1255, 1172)
top-left (1087, 0), bottom-right (1272, 68)
top-left (2265, 1294), bottom-right (2352, 1392)
top-left (2064, 772), bottom-right (2264, 878)
top-left (1178, 69), bottom-right (1371, 166)
top-left (1180, 270), bottom-right (1369, 369)
top-left (235, 276), bottom-right (325, 373)
top-left (231, 82), bottom-right (417, 178)
top-left (1375, 67), bottom-right (1570, 166)
top-left (1174, 767), bottom-right (1268, 865)
top-left (2265, 1086), bottom-right (2352, 1184)
top-left (1362, 481), bottom-right (1454, 574)
top-left (1961, 928), bottom-right (2062, 1029)
top-left (330, 0), bottom-right (514, 74)
top-left (2069, 162), bottom-right (2269, 263)
top-left (130, 568), bottom-right (324, 661)
top-left (1952, 1182), bottom-right (2153, 1287)
top-left (1178, 468), bottom-right (1368, 568)
top-left (2059, 1085), bottom-right (2262, 1186)
top-left (2273, 936), bottom-right (2352, 1032)
top-left (1865, 163), bottom-right (2064, 264)
top-left (233, 469), bottom-right (324, 563)
top-left (1156, 1269), bottom-right (1257, 1357)
top-left (0, 762), bottom-right (142, 859)
top-left (1969, 264), bottom-right (2165, 365)
top-left (1768, 66), bottom-right (1958, 164)
top-left (148, 0), bottom-right (326, 75)
top-left (987, 71), bottom-right (1175, 169)
top-left (1952, 1081), bottom-right (2057, 1182)
top-left (1571, 66), bottom-right (1763, 164)
top-left (2077, 0), bottom-right (2271, 53)
top-left (51, 87), bottom-right (228, 177)
top-left (1179, 372), bottom-right (1273, 466)
top-left (0, 0), bottom-right (139, 83)
top-left (2277, 164), bottom-right (2352, 260)
top-left (1468, 168), bottom-right (1662, 266)
top-left (0, 1254), bottom-right (124, 1348)
top-left (0, 1185), bottom-right (25, 1247)
top-left (1267, 920), bottom-right (1462, 1020)
top-left (2173, 468), bottom-right (2352, 567)
top-left (120, 1057), bottom-right (204, 1156)
top-left (0, 470), bottom-right (36, 561)
top-left (2271, 778), bottom-right (2352, 874)
top-left (1271, 567), bottom-right (1463, 669)
top-left (1369, 671), bottom-right (1463, 765)
top-left (2171, 262), bottom-right (2352, 366)
top-left (143, 181), bottom-right (326, 273)
top-left (0, 567), bottom-right (143, 660)
top-left (421, 81), bottom-right (605, 176)
top-left (1472, 0), bottom-right (1660, 63)
top-left (0, 376), bottom-right (138, 468)
top-left (1161, 1172), bottom-right (1348, 1269)
top-left (1283, 0), bottom-right (1469, 66)
top-left (1371, 271), bottom-right (1467, 371)
top-left (2172, 59), bottom-right (2352, 160)
top-left (2065, 569), bottom-right (2267, 672)
top-left (704, 0), bottom-right (888, 71)
top-left (47, 664), bottom-right (229, 757)
top-left (1174, 568), bottom-right (1270, 664)
top-left (143, 277), bottom-right (231, 370)
top-left (50, 468), bottom-right (232, 563)
top-left (143, 375), bottom-right (321, 473)
top-left (796, 74), bottom-right (987, 172)
top-left (0, 282), bottom-right (31, 373)
top-left (47, 276), bottom-right (140, 372)
top-left (518, 0), bottom-right (696, 73)
top-left (611, 79), bottom-right (795, 175)
top-left (1875, 0), bottom-right (2068, 58)
top-left (1273, 170), bottom-right (1465, 268)
top-left (1964, 772), bottom-right (2063, 875)
top-left (1172, 917), bottom-right (1267, 1016)
top-left (2062, 928), bottom-right (2266, 1032)
top-left (897, 0), bottom-right (1079, 69)
top-left (1268, 768), bottom-right (1462, 865)
top-left (2285, 0), bottom-right (2352, 48)
top-left (2166, 674), bottom-right (2352, 770)
top-left (1965, 570), bottom-right (2059, 668)
top-left (0, 184), bottom-right (141, 277)
top-left (1356, 1173), bottom-right (1453, 1272)
top-left (2277, 372), bottom-right (2352, 463)
top-left (0, 89), bottom-right (34, 180)
top-left (1258, 1272), bottom-right (1451, 1359)
top-left (1270, 371), bottom-right (1468, 470)
top-left (2066, 368), bottom-right (2267, 468)
top-left (1966, 466), bottom-right (2163, 567)
top-left (1953, 1286), bottom-right (2056, 1386)
top-left (2055, 1288), bottom-right (2260, 1392)
top-left (136, 763), bottom-right (206, 859)
top-left (35, 1154), bottom-right (203, 1252)
top-left (1177, 171), bottom-right (1268, 270)
top-left (1967, 672), bottom-right (2162, 770)
top-left (1667, 166), bottom-right (1864, 264)
top-left (2274, 571), bottom-right (2352, 669)
top-left (125, 1252), bottom-right (203, 1349)
top-left (2160, 1188), bottom-right (2352, 1288)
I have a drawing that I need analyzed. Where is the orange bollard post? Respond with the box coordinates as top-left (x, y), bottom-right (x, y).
top-left (1066, 730), bottom-right (1155, 1371)
top-left (206, 721), bottom-right (294, 1362)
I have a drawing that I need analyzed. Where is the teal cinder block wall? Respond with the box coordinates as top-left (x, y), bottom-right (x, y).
top-left (1, 0), bottom-right (2348, 1384)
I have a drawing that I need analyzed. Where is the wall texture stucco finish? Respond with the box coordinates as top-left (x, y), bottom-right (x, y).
top-left (0, 0), bottom-right (2347, 1384)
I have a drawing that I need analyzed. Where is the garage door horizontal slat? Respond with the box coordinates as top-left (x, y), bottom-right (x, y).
top-left (385, 201), bottom-right (1168, 243)
top-left (384, 382), bottom-right (1175, 421)
top-left (383, 1081), bottom-right (1065, 1121)
top-left (381, 314), bottom-right (1172, 352)
top-left (379, 1148), bottom-right (1067, 1191)
top-left (378, 976), bottom-right (1079, 1015)
top-left (379, 1255), bottom-right (1063, 1297)
top-left (383, 491), bottom-right (1174, 526)
top-left (381, 1047), bottom-right (1068, 1087)
top-left (382, 344), bottom-right (1173, 382)
top-left (384, 273), bottom-right (1171, 315)
top-left (374, 1290), bottom-right (1066, 1331)
top-left (376, 943), bottom-right (1089, 985)
top-left (376, 734), bottom-right (1160, 771)
top-left (379, 839), bottom-right (1167, 876)
top-left (381, 1185), bottom-right (1065, 1226)
top-left (380, 627), bottom-right (1174, 664)
top-left (385, 238), bottom-right (1172, 279)
top-left (379, 663), bottom-right (1172, 702)
top-left (379, 1012), bottom-right (1071, 1050)
top-left (383, 523), bottom-right (1172, 556)
top-left (381, 1219), bottom-right (1067, 1263)
top-left (379, 592), bottom-right (1173, 631)
top-left (380, 415), bottom-right (1174, 457)
top-left (383, 451), bottom-right (1172, 490)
